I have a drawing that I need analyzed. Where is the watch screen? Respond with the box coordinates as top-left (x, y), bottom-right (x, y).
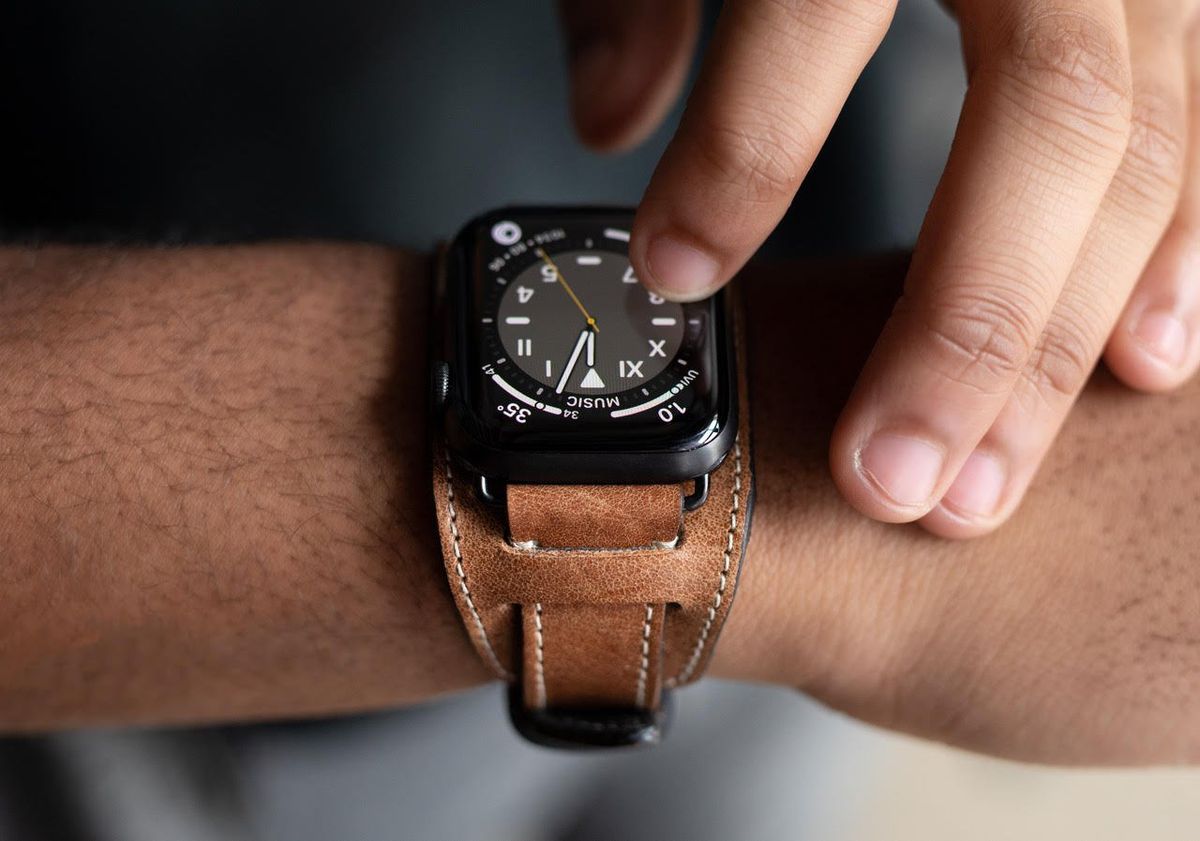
top-left (496, 249), bottom-right (684, 395)
top-left (449, 208), bottom-right (734, 473)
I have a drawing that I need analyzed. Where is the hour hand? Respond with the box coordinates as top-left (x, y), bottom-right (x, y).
top-left (555, 329), bottom-right (590, 394)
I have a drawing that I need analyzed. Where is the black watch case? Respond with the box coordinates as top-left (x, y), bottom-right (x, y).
top-left (436, 206), bottom-right (737, 486)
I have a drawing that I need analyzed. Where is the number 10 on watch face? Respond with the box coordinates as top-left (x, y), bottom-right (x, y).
top-left (457, 210), bottom-right (732, 461)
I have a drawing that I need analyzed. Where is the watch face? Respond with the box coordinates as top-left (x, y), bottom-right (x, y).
top-left (445, 207), bottom-right (736, 483)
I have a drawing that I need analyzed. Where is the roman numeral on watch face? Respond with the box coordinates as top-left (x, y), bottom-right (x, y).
top-left (620, 360), bottom-right (644, 378)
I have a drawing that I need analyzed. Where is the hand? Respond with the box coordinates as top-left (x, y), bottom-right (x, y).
top-left (716, 255), bottom-right (1200, 764)
top-left (559, 0), bottom-right (1200, 538)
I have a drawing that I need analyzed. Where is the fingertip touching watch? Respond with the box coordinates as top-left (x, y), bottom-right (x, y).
top-left (430, 207), bottom-right (753, 748)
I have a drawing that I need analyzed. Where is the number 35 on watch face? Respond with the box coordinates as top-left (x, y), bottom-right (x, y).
top-left (443, 208), bottom-right (737, 485)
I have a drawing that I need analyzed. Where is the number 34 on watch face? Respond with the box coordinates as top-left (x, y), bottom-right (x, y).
top-left (441, 208), bottom-right (738, 485)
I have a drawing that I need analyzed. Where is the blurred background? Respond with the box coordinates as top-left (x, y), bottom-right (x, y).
top-left (1, 1), bottom-right (1198, 839)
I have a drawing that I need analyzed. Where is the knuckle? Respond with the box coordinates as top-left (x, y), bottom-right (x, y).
top-left (914, 283), bottom-right (1045, 395)
top-left (995, 10), bottom-right (1133, 147)
top-left (1117, 86), bottom-right (1188, 201)
top-left (1025, 318), bottom-right (1098, 405)
top-left (691, 117), bottom-right (809, 207)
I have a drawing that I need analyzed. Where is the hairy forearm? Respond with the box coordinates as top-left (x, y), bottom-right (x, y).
top-left (0, 244), bottom-right (487, 726)
top-left (0, 244), bottom-right (1196, 764)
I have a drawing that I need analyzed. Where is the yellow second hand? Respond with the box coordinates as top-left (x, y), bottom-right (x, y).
top-left (537, 248), bottom-right (599, 333)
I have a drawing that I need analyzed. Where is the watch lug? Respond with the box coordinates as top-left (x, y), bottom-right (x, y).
top-left (475, 474), bottom-right (505, 506)
top-left (683, 473), bottom-right (710, 511)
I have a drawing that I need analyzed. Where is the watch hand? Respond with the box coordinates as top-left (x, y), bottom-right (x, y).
top-left (586, 329), bottom-right (595, 368)
top-left (537, 248), bottom-right (599, 333)
top-left (555, 329), bottom-right (590, 394)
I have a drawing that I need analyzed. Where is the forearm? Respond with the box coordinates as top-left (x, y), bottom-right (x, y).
top-left (0, 244), bottom-right (1196, 765)
top-left (0, 243), bottom-right (486, 727)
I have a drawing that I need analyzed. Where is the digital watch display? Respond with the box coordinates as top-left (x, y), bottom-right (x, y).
top-left (441, 207), bottom-right (736, 485)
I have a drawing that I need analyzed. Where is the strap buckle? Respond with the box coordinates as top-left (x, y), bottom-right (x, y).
top-left (507, 684), bottom-right (672, 749)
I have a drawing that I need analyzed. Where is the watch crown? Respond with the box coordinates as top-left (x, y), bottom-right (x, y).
top-left (430, 360), bottom-right (451, 413)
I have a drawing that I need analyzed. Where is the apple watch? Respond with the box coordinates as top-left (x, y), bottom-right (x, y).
top-left (430, 207), bottom-right (753, 748)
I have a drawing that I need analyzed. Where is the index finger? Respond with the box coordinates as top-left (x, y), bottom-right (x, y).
top-left (630, 0), bottom-right (897, 301)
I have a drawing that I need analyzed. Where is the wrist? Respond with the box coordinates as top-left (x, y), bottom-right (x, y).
top-left (709, 257), bottom-right (913, 700)
top-left (711, 256), bottom-right (1200, 764)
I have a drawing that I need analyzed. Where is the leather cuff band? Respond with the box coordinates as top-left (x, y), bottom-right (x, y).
top-left (432, 293), bottom-right (753, 747)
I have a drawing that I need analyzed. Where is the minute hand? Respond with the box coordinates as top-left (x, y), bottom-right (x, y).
top-left (537, 248), bottom-right (599, 333)
top-left (555, 329), bottom-right (591, 394)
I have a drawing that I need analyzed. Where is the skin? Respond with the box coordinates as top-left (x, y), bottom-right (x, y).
top-left (0, 243), bottom-right (1196, 765)
top-left (558, 0), bottom-right (1200, 540)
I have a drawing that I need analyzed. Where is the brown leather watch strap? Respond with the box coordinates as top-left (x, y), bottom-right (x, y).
top-left (507, 484), bottom-right (683, 550)
top-left (432, 292), bottom-right (752, 746)
top-left (432, 433), bottom-right (748, 702)
top-left (521, 602), bottom-right (667, 712)
top-left (508, 483), bottom-right (681, 712)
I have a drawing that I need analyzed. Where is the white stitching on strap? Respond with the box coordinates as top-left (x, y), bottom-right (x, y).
top-left (635, 604), bottom-right (654, 707)
top-left (533, 602), bottom-right (546, 707)
top-left (444, 453), bottom-right (512, 680)
top-left (670, 436), bottom-right (741, 686)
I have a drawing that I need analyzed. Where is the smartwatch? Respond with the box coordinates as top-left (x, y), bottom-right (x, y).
top-left (430, 207), bottom-right (753, 748)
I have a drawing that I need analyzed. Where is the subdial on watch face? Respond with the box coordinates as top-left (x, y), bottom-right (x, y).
top-left (496, 249), bottom-right (685, 397)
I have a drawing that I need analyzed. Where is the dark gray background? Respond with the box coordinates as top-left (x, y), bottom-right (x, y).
top-left (0, 0), bottom-right (959, 253)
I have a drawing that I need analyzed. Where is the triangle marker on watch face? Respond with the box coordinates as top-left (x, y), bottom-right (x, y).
top-left (580, 368), bottom-right (605, 389)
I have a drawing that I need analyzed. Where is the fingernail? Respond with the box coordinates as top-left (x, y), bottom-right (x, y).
top-left (858, 433), bottom-right (944, 509)
top-left (942, 450), bottom-right (1005, 518)
top-left (645, 236), bottom-right (720, 300)
top-left (1130, 310), bottom-right (1188, 369)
